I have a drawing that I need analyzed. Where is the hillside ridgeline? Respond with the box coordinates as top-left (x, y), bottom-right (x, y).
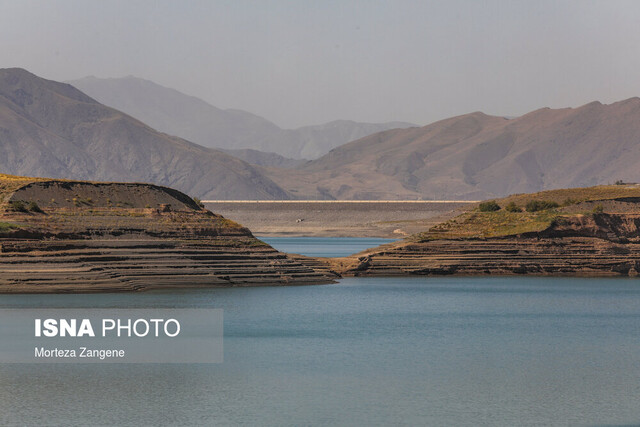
top-left (266, 99), bottom-right (640, 199)
top-left (68, 75), bottom-right (416, 159)
top-left (0, 68), bottom-right (288, 200)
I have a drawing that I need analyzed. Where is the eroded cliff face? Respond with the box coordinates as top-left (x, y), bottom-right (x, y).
top-left (330, 213), bottom-right (640, 278)
top-left (0, 178), bottom-right (333, 293)
top-left (537, 213), bottom-right (640, 241)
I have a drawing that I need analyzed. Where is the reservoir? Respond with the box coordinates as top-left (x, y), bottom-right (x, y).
top-left (258, 236), bottom-right (397, 257)
top-left (1, 238), bottom-right (640, 426)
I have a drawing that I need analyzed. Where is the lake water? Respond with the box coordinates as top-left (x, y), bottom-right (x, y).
top-left (257, 236), bottom-right (397, 257)
top-left (1, 238), bottom-right (640, 426)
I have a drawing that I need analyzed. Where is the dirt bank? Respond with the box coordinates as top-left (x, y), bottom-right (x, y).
top-left (0, 177), bottom-right (334, 293)
top-left (203, 201), bottom-right (475, 237)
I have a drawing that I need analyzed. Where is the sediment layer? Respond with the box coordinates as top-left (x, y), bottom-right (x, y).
top-left (331, 237), bottom-right (640, 278)
top-left (331, 213), bottom-right (640, 278)
top-left (0, 238), bottom-right (331, 293)
top-left (0, 176), bottom-right (333, 293)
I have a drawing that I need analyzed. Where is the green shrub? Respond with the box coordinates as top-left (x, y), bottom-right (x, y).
top-left (8, 200), bottom-right (27, 212)
top-left (505, 202), bottom-right (521, 212)
top-left (592, 204), bottom-right (604, 214)
top-left (0, 221), bottom-right (17, 232)
top-left (525, 200), bottom-right (559, 212)
top-left (27, 201), bottom-right (43, 213)
top-left (478, 200), bottom-right (501, 212)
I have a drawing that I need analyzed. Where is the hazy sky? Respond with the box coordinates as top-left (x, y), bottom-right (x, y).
top-left (2, 0), bottom-right (640, 128)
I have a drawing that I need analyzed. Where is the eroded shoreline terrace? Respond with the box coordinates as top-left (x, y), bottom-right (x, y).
top-left (3, 173), bottom-right (640, 292)
top-left (0, 174), bottom-right (334, 292)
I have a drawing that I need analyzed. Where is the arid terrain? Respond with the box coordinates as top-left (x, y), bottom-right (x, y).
top-left (3, 173), bottom-right (640, 293)
top-left (0, 68), bottom-right (288, 200)
top-left (265, 99), bottom-right (640, 200)
top-left (326, 185), bottom-right (640, 278)
top-left (6, 68), bottom-right (640, 203)
top-left (0, 174), bottom-right (333, 293)
top-left (204, 200), bottom-right (476, 237)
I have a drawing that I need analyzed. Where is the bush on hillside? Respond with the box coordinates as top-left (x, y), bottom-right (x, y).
top-left (478, 200), bottom-right (501, 212)
top-left (8, 200), bottom-right (27, 212)
top-left (27, 201), bottom-right (43, 213)
top-left (525, 200), bottom-right (559, 212)
top-left (505, 202), bottom-right (521, 212)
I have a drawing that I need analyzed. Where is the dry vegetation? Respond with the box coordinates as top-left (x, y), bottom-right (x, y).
top-left (0, 221), bottom-right (17, 232)
top-left (0, 173), bottom-right (48, 203)
top-left (415, 185), bottom-right (640, 241)
top-left (498, 184), bottom-right (640, 206)
top-left (0, 174), bottom-right (247, 238)
top-left (417, 209), bottom-right (562, 240)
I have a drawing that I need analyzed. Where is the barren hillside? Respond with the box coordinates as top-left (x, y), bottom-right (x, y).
top-left (266, 100), bottom-right (640, 199)
top-left (0, 68), bottom-right (289, 199)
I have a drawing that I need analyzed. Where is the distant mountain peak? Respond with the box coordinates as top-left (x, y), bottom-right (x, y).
top-left (1, 67), bottom-right (98, 107)
top-left (0, 68), bottom-right (290, 200)
top-left (67, 75), bottom-right (418, 159)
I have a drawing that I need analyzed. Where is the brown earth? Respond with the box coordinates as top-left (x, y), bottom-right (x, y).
top-left (327, 211), bottom-right (640, 278)
top-left (5, 176), bottom-right (640, 292)
top-left (203, 201), bottom-right (475, 238)
top-left (0, 175), bottom-right (334, 293)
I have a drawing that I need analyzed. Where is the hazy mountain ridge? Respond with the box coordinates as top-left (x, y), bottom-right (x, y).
top-left (7, 68), bottom-right (640, 202)
top-left (68, 75), bottom-right (282, 152)
top-left (0, 68), bottom-right (289, 200)
top-left (68, 76), bottom-right (416, 159)
top-left (253, 120), bottom-right (418, 159)
top-left (221, 148), bottom-right (306, 168)
top-left (265, 99), bottom-right (640, 200)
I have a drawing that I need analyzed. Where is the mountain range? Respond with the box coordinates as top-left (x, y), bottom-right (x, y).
top-left (3, 68), bottom-right (640, 201)
top-left (68, 75), bottom-right (416, 160)
top-left (265, 100), bottom-right (640, 199)
top-left (0, 68), bottom-right (288, 199)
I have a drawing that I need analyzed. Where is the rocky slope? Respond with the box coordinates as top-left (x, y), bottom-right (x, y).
top-left (0, 68), bottom-right (288, 200)
top-left (327, 186), bottom-right (640, 278)
top-left (68, 75), bottom-right (282, 154)
top-left (68, 76), bottom-right (416, 159)
top-left (0, 174), bottom-right (332, 293)
top-left (331, 233), bottom-right (640, 278)
top-left (266, 99), bottom-right (640, 200)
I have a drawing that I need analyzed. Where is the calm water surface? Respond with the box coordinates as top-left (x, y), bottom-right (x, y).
top-left (258, 236), bottom-right (397, 257)
top-left (1, 238), bottom-right (640, 426)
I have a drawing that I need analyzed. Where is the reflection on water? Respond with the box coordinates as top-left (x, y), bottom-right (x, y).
top-left (2, 276), bottom-right (640, 426)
